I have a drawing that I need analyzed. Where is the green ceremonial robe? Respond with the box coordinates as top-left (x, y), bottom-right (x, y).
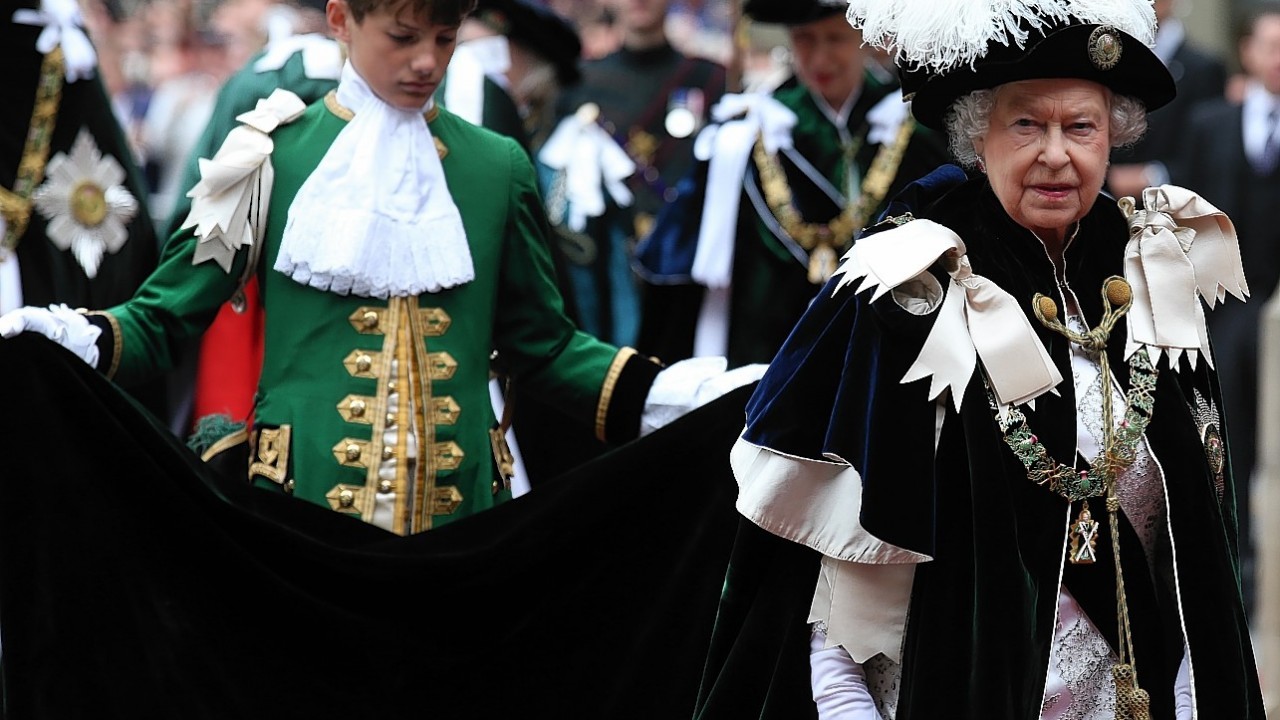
top-left (93, 96), bottom-right (653, 534)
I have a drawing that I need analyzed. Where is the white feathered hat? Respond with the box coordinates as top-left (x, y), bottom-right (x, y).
top-left (842, 0), bottom-right (1175, 130)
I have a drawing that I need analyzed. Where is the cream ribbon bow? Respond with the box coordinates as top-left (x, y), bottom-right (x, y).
top-left (834, 219), bottom-right (1063, 409)
top-left (182, 89), bottom-right (307, 273)
top-left (1122, 185), bottom-right (1249, 370)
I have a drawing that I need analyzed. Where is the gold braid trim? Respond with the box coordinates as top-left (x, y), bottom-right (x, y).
top-left (752, 115), bottom-right (916, 283)
top-left (81, 310), bottom-right (122, 380)
top-left (595, 347), bottom-right (638, 442)
top-left (3, 47), bottom-right (65, 253)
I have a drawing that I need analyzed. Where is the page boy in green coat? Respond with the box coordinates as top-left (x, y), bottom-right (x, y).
top-left (0, 0), bottom-right (759, 536)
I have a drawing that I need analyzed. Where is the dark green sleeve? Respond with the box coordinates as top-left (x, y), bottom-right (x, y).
top-left (99, 210), bottom-right (246, 388)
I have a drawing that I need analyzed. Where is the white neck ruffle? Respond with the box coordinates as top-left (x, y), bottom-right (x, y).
top-left (274, 62), bottom-right (474, 298)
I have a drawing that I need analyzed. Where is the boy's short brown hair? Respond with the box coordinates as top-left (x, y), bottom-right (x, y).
top-left (344, 0), bottom-right (478, 26)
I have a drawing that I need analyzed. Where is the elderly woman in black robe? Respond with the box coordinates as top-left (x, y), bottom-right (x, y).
top-left (698, 1), bottom-right (1265, 718)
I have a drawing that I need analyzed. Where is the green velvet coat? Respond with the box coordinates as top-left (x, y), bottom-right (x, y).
top-left (102, 97), bottom-right (633, 534)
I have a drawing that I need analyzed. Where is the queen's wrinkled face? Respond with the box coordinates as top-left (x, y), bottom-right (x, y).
top-left (971, 78), bottom-right (1112, 247)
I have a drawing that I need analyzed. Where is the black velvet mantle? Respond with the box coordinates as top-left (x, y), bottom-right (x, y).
top-left (699, 175), bottom-right (1264, 719)
top-left (0, 334), bottom-right (746, 719)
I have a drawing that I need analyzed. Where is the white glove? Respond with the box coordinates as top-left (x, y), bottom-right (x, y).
top-left (639, 357), bottom-right (767, 436)
top-left (0, 303), bottom-right (101, 367)
top-left (810, 627), bottom-right (884, 720)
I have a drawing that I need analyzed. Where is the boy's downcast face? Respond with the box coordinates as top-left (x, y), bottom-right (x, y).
top-left (329, 0), bottom-right (460, 110)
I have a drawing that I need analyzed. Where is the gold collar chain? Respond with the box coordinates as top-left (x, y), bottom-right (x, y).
top-left (993, 276), bottom-right (1157, 718)
top-left (2, 47), bottom-right (65, 254)
top-left (751, 115), bottom-right (916, 284)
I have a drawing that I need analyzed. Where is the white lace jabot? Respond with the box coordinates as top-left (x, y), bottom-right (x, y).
top-left (274, 62), bottom-right (474, 298)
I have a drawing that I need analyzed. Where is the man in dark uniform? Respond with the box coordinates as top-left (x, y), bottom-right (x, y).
top-left (1, 0), bottom-right (160, 408)
top-left (555, 0), bottom-right (727, 347)
top-left (634, 0), bottom-right (948, 367)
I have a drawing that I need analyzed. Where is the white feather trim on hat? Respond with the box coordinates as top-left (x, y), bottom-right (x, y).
top-left (844, 0), bottom-right (1157, 74)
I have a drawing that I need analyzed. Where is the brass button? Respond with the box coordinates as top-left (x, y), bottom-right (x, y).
top-left (491, 480), bottom-right (500, 494)
top-left (349, 307), bottom-right (389, 335)
top-left (382, 445), bottom-right (395, 461)
top-left (344, 443), bottom-right (362, 462)
top-left (356, 354), bottom-right (373, 372)
top-left (378, 479), bottom-right (394, 493)
top-left (337, 395), bottom-right (375, 424)
top-left (338, 489), bottom-right (355, 508)
top-left (387, 380), bottom-right (398, 392)
top-left (283, 479), bottom-right (295, 495)
top-left (385, 412), bottom-right (397, 428)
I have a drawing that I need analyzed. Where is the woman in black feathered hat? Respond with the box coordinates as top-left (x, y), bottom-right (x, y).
top-left (698, 1), bottom-right (1266, 718)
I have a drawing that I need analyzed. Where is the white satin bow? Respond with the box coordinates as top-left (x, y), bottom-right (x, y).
top-left (182, 89), bottom-right (307, 273)
top-left (538, 106), bottom-right (636, 232)
top-left (1122, 185), bottom-right (1249, 370)
top-left (13, 0), bottom-right (97, 82)
top-left (834, 219), bottom-right (1063, 409)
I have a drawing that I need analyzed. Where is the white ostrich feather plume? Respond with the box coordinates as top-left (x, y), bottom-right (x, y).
top-left (844, 0), bottom-right (1157, 74)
